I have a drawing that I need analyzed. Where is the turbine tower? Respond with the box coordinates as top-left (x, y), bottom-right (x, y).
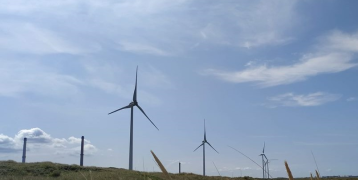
top-left (193, 119), bottom-right (219, 176)
top-left (108, 66), bottom-right (159, 170)
top-left (259, 142), bottom-right (269, 179)
top-left (22, 138), bottom-right (27, 163)
top-left (80, 136), bottom-right (84, 166)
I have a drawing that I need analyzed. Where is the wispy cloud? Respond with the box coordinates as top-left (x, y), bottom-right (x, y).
top-left (295, 142), bottom-right (358, 146)
top-left (0, 0), bottom-right (301, 57)
top-left (347, 97), bottom-right (357, 102)
top-left (203, 30), bottom-right (358, 87)
top-left (267, 92), bottom-right (341, 107)
top-left (0, 22), bottom-right (100, 55)
top-left (117, 42), bottom-right (170, 56)
top-left (0, 59), bottom-right (165, 106)
top-left (0, 60), bottom-right (83, 98)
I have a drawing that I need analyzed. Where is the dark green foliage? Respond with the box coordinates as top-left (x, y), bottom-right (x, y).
top-left (50, 170), bottom-right (61, 177)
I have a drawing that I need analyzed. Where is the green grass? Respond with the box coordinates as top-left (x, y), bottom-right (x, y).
top-left (0, 160), bottom-right (357, 180)
top-left (0, 160), bottom-right (252, 180)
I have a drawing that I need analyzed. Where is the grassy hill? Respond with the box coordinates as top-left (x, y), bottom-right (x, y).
top-left (0, 160), bottom-right (357, 180)
top-left (0, 160), bottom-right (251, 180)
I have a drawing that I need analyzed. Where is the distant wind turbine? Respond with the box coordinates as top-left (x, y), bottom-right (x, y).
top-left (193, 119), bottom-right (219, 176)
top-left (259, 142), bottom-right (269, 179)
top-left (228, 145), bottom-right (273, 178)
top-left (108, 66), bottom-right (159, 170)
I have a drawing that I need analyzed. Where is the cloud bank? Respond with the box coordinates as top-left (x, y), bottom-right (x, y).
top-left (0, 128), bottom-right (97, 156)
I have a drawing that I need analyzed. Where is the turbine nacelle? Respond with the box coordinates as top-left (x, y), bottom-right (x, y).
top-left (129, 101), bottom-right (138, 106)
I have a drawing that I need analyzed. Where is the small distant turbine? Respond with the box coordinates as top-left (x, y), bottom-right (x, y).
top-left (108, 66), bottom-right (159, 170)
top-left (259, 142), bottom-right (269, 179)
top-left (193, 119), bottom-right (219, 176)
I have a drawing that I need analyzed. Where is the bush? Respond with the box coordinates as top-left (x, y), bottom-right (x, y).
top-left (50, 170), bottom-right (61, 177)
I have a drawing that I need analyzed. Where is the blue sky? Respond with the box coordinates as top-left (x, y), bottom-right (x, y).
top-left (1, 0), bottom-right (358, 178)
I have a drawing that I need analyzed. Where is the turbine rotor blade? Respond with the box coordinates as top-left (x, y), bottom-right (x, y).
top-left (136, 104), bottom-right (159, 130)
top-left (108, 104), bottom-right (132, 115)
top-left (193, 143), bottom-right (203, 152)
top-left (263, 142), bottom-right (265, 154)
top-left (204, 119), bottom-right (207, 141)
top-left (264, 154), bottom-right (268, 161)
top-left (213, 161), bottom-right (221, 176)
top-left (133, 66), bottom-right (138, 102)
top-left (228, 145), bottom-right (262, 169)
top-left (206, 142), bottom-right (219, 154)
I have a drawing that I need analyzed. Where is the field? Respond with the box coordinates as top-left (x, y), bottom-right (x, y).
top-left (0, 160), bottom-right (357, 180)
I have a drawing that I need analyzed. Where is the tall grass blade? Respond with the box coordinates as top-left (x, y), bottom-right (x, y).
top-left (315, 170), bottom-right (320, 180)
top-left (150, 150), bottom-right (172, 180)
top-left (310, 172), bottom-right (313, 180)
top-left (284, 161), bottom-right (294, 180)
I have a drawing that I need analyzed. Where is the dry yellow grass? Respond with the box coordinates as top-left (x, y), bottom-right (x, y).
top-left (310, 172), bottom-right (313, 180)
top-left (150, 150), bottom-right (172, 180)
top-left (285, 161), bottom-right (294, 180)
top-left (315, 170), bottom-right (320, 180)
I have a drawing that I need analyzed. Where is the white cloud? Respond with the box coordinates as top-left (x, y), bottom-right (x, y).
top-left (0, 128), bottom-right (97, 156)
top-left (14, 128), bottom-right (52, 143)
top-left (268, 92), bottom-right (341, 107)
top-left (203, 30), bottom-right (358, 86)
top-left (235, 167), bottom-right (253, 170)
top-left (319, 30), bottom-right (358, 53)
top-left (204, 53), bottom-right (355, 87)
top-left (0, 134), bottom-right (18, 153)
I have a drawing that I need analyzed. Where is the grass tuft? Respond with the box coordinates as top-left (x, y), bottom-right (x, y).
top-left (150, 150), bottom-right (172, 180)
top-left (284, 161), bottom-right (294, 180)
top-left (315, 170), bottom-right (320, 180)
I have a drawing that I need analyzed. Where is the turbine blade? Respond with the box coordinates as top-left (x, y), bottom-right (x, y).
top-left (263, 142), bottom-right (265, 154)
top-left (311, 150), bottom-right (320, 175)
top-left (108, 104), bottom-right (132, 115)
top-left (193, 143), bottom-right (203, 152)
top-left (206, 142), bottom-right (219, 154)
top-left (136, 104), bottom-right (159, 130)
top-left (228, 145), bottom-right (262, 169)
top-left (213, 162), bottom-right (221, 176)
top-left (204, 119), bottom-right (207, 141)
top-left (133, 66), bottom-right (138, 102)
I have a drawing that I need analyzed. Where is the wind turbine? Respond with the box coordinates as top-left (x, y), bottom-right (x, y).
top-left (228, 146), bottom-right (273, 179)
top-left (108, 66), bottom-right (159, 170)
top-left (193, 119), bottom-right (219, 176)
top-left (259, 142), bottom-right (269, 179)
